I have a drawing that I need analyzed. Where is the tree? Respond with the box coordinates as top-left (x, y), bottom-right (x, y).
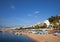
top-left (48, 15), bottom-right (60, 30)
top-left (35, 25), bottom-right (39, 29)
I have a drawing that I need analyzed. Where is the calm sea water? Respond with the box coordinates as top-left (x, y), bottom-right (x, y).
top-left (0, 32), bottom-right (35, 42)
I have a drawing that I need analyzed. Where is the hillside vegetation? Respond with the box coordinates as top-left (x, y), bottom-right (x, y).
top-left (48, 15), bottom-right (60, 30)
top-left (15, 14), bottom-right (60, 30)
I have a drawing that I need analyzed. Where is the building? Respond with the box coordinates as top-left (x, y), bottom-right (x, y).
top-left (44, 20), bottom-right (50, 27)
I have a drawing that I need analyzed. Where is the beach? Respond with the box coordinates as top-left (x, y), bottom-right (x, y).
top-left (21, 31), bottom-right (60, 42)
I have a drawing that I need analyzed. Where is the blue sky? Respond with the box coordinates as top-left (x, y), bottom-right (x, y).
top-left (0, 0), bottom-right (60, 27)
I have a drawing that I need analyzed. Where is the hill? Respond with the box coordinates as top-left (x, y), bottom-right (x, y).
top-left (48, 14), bottom-right (60, 30)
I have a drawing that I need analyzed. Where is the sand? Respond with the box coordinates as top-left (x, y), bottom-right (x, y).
top-left (21, 31), bottom-right (60, 42)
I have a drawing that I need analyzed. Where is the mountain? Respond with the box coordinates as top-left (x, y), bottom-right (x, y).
top-left (0, 25), bottom-right (22, 28)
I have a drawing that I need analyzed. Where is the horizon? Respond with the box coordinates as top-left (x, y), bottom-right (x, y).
top-left (0, 0), bottom-right (60, 27)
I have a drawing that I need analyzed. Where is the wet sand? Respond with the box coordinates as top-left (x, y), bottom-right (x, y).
top-left (21, 31), bottom-right (60, 42)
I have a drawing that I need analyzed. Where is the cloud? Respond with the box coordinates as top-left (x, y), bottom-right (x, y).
top-left (34, 11), bottom-right (39, 14)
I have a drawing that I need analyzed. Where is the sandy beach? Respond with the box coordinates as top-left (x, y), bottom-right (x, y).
top-left (21, 31), bottom-right (60, 42)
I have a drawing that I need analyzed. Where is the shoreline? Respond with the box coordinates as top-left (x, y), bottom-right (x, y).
top-left (21, 31), bottom-right (60, 42)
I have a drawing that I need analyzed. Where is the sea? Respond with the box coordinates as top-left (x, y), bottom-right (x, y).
top-left (0, 32), bottom-right (35, 42)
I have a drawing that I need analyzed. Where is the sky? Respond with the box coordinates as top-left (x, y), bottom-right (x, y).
top-left (0, 0), bottom-right (60, 27)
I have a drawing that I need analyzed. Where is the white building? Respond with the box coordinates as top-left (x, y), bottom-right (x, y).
top-left (44, 20), bottom-right (50, 27)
